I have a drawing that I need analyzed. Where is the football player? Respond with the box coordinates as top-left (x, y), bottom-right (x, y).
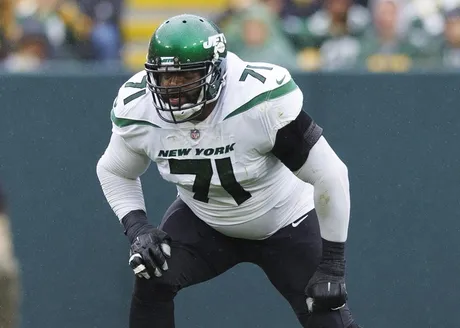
top-left (97, 14), bottom-right (361, 328)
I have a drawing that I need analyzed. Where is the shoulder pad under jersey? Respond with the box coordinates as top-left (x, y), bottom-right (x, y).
top-left (111, 71), bottom-right (160, 134)
top-left (221, 52), bottom-right (301, 122)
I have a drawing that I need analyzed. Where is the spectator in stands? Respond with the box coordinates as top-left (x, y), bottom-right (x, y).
top-left (222, 2), bottom-right (300, 70)
top-left (0, 0), bottom-right (19, 60)
top-left (0, 184), bottom-right (20, 328)
top-left (12, 0), bottom-right (121, 62)
top-left (437, 7), bottom-right (460, 69)
top-left (214, 0), bottom-right (255, 29)
top-left (265, 0), bottom-right (370, 49)
top-left (358, 0), bottom-right (419, 72)
top-left (56, 0), bottom-right (122, 61)
top-left (275, 0), bottom-right (321, 18)
top-left (261, 0), bottom-right (321, 51)
top-left (402, 0), bottom-right (445, 43)
top-left (298, 0), bottom-right (371, 70)
top-left (13, 0), bottom-right (87, 60)
top-left (74, 0), bottom-right (123, 61)
top-left (3, 17), bottom-right (51, 72)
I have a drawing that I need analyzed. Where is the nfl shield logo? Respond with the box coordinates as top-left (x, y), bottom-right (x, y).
top-left (190, 129), bottom-right (200, 140)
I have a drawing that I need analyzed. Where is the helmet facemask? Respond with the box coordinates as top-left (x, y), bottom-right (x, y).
top-left (145, 58), bottom-right (225, 124)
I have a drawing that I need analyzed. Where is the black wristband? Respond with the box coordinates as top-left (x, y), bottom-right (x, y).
top-left (121, 210), bottom-right (154, 244)
top-left (320, 239), bottom-right (346, 276)
top-left (321, 239), bottom-right (345, 261)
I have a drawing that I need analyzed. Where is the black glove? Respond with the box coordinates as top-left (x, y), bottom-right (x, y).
top-left (129, 229), bottom-right (171, 279)
top-left (122, 210), bottom-right (171, 279)
top-left (305, 239), bottom-right (347, 313)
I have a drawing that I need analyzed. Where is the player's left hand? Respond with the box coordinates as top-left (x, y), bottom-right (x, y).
top-left (305, 239), bottom-right (348, 313)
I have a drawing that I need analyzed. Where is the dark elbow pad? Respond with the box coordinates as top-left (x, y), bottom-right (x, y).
top-left (270, 110), bottom-right (323, 171)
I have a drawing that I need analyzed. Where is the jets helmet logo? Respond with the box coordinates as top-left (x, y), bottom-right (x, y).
top-left (203, 33), bottom-right (226, 53)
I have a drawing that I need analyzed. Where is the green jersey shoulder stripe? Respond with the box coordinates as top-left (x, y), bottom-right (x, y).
top-left (111, 109), bottom-right (160, 128)
top-left (123, 89), bottom-right (146, 105)
top-left (224, 79), bottom-right (298, 120)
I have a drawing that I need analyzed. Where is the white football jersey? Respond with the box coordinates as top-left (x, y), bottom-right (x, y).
top-left (111, 52), bottom-right (314, 239)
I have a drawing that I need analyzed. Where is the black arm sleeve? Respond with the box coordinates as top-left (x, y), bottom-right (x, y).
top-left (270, 110), bottom-right (323, 171)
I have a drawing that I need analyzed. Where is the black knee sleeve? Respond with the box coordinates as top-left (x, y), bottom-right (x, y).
top-left (129, 278), bottom-right (178, 328)
top-left (130, 293), bottom-right (175, 328)
top-left (133, 276), bottom-right (179, 303)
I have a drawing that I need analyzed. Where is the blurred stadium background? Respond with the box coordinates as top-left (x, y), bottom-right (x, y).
top-left (1, 1), bottom-right (460, 328)
top-left (1, 0), bottom-right (460, 73)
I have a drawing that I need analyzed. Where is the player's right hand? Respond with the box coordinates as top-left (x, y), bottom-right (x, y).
top-left (305, 265), bottom-right (347, 312)
top-left (305, 239), bottom-right (347, 313)
top-left (129, 228), bottom-right (171, 279)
